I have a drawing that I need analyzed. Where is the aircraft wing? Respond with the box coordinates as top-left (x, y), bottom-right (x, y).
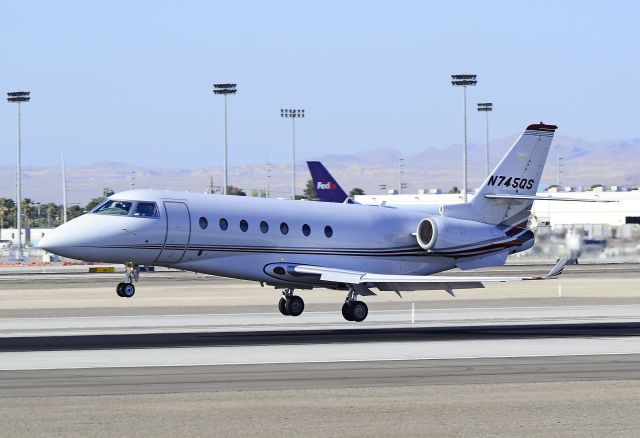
top-left (293, 259), bottom-right (567, 293)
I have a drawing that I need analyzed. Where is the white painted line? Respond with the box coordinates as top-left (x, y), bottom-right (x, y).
top-left (2, 337), bottom-right (640, 371)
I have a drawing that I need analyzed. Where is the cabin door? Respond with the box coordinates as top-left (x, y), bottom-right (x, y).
top-left (155, 201), bottom-right (191, 264)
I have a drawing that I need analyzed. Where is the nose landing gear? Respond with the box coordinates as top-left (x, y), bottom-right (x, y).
top-left (278, 288), bottom-right (305, 316)
top-left (116, 263), bottom-right (139, 298)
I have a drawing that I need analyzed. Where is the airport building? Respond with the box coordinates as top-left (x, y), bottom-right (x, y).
top-left (0, 228), bottom-right (51, 247)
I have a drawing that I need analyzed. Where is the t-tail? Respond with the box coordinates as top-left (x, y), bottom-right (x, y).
top-left (443, 123), bottom-right (558, 227)
top-left (306, 161), bottom-right (356, 203)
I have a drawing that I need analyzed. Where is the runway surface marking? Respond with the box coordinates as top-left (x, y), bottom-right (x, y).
top-left (3, 304), bottom-right (640, 337)
top-left (2, 336), bottom-right (640, 370)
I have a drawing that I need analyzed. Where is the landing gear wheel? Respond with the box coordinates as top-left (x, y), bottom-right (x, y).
top-left (341, 302), bottom-right (354, 321)
top-left (121, 283), bottom-right (135, 298)
top-left (278, 297), bottom-right (290, 316)
top-left (351, 301), bottom-right (368, 322)
top-left (116, 282), bottom-right (125, 297)
top-left (285, 295), bottom-right (305, 317)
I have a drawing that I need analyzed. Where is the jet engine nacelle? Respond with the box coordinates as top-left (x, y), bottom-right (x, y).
top-left (416, 216), bottom-right (499, 251)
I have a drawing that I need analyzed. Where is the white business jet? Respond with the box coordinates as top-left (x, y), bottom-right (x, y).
top-left (40, 123), bottom-right (567, 322)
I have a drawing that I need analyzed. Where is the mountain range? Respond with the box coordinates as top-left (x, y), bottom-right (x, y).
top-left (1, 133), bottom-right (639, 205)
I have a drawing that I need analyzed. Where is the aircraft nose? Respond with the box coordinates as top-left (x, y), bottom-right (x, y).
top-left (38, 229), bottom-right (65, 253)
top-left (38, 215), bottom-right (105, 260)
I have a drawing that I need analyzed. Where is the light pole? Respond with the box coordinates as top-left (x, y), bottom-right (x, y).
top-left (556, 148), bottom-right (564, 188)
top-left (280, 108), bottom-right (305, 199)
top-left (61, 149), bottom-right (68, 223)
top-left (399, 157), bottom-right (407, 194)
top-left (451, 75), bottom-right (477, 202)
top-left (7, 91), bottom-right (30, 260)
top-left (477, 102), bottom-right (493, 178)
top-left (213, 83), bottom-right (237, 195)
top-left (129, 167), bottom-right (135, 190)
top-left (265, 161), bottom-right (271, 198)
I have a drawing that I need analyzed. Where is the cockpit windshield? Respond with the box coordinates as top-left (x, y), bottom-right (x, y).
top-left (93, 200), bottom-right (133, 216)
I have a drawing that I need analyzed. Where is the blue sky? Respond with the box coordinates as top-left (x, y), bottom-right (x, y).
top-left (1, 1), bottom-right (638, 168)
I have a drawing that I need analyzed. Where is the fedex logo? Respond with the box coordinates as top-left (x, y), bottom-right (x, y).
top-left (317, 182), bottom-right (337, 190)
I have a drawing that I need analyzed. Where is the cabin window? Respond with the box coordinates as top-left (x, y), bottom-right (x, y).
top-left (260, 221), bottom-right (269, 233)
top-left (324, 225), bottom-right (333, 238)
top-left (199, 217), bottom-right (208, 229)
top-left (93, 200), bottom-right (133, 216)
top-left (280, 222), bottom-right (289, 235)
top-left (219, 218), bottom-right (229, 230)
top-left (302, 224), bottom-right (311, 236)
top-left (133, 202), bottom-right (159, 218)
top-left (240, 219), bottom-right (249, 232)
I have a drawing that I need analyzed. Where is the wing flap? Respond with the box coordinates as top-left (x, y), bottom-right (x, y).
top-left (376, 281), bottom-right (484, 292)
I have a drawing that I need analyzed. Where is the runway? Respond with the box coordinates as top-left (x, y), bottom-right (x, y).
top-left (3, 355), bottom-right (640, 397)
top-left (1, 264), bottom-right (639, 437)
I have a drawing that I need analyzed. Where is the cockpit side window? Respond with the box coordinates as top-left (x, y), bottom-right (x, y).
top-left (133, 202), bottom-right (159, 218)
top-left (93, 200), bottom-right (133, 216)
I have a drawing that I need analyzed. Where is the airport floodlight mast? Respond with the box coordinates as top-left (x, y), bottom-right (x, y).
top-left (213, 83), bottom-right (237, 195)
top-left (451, 74), bottom-right (477, 202)
top-left (281, 108), bottom-right (305, 199)
top-left (7, 91), bottom-right (30, 260)
top-left (477, 102), bottom-right (493, 178)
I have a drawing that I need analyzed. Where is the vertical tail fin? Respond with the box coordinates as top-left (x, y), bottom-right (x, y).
top-left (306, 161), bottom-right (354, 203)
top-left (444, 123), bottom-right (557, 226)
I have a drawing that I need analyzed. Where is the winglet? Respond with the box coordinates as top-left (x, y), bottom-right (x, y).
top-left (545, 259), bottom-right (568, 279)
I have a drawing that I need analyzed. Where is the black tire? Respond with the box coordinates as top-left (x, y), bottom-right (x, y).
top-left (116, 282), bottom-right (125, 297)
top-left (122, 283), bottom-right (135, 298)
top-left (285, 295), bottom-right (305, 317)
top-left (341, 302), bottom-right (354, 321)
top-left (351, 301), bottom-right (368, 322)
top-left (278, 297), bottom-right (290, 316)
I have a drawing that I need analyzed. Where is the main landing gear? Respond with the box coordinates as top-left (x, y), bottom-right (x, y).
top-left (341, 289), bottom-right (368, 322)
top-left (278, 288), bottom-right (305, 317)
top-left (275, 288), bottom-right (369, 322)
top-left (116, 262), bottom-right (139, 298)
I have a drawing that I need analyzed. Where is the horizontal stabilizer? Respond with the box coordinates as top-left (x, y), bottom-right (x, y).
top-left (484, 194), bottom-right (614, 202)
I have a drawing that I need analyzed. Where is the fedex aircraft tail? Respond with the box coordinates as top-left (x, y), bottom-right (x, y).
top-left (306, 161), bottom-right (355, 203)
top-left (444, 123), bottom-right (557, 227)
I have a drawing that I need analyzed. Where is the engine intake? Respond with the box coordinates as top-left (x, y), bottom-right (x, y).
top-left (416, 218), bottom-right (437, 250)
top-left (416, 216), bottom-right (499, 251)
